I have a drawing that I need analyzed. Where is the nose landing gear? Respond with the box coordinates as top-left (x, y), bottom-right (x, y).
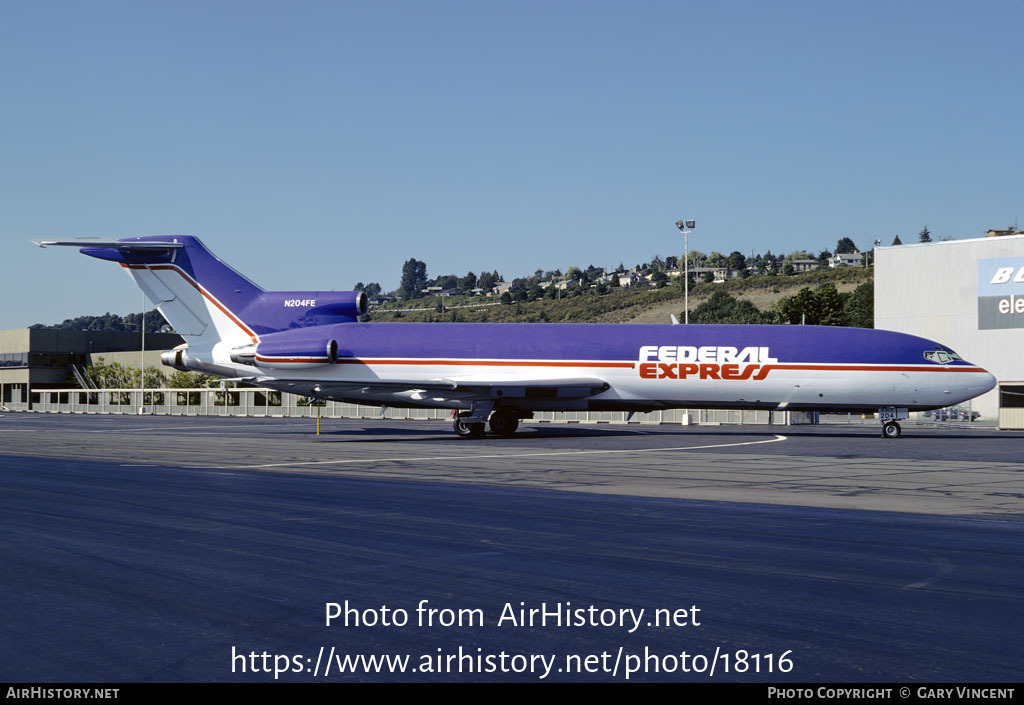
top-left (878, 407), bottom-right (908, 439)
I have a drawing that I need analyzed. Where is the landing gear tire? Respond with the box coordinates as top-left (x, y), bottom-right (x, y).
top-left (882, 421), bottom-right (902, 439)
top-left (489, 409), bottom-right (519, 437)
top-left (454, 413), bottom-right (485, 439)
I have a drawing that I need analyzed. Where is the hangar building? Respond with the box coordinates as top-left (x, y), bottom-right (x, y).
top-left (875, 233), bottom-right (1024, 429)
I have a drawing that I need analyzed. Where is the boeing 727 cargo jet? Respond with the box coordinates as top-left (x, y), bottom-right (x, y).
top-left (35, 236), bottom-right (996, 438)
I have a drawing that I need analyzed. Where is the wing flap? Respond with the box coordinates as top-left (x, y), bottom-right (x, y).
top-left (266, 376), bottom-right (609, 403)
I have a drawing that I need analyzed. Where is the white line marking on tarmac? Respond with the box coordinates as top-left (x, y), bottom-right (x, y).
top-left (251, 435), bottom-right (789, 469)
top-left (0, 422), bottom-right (301, 434)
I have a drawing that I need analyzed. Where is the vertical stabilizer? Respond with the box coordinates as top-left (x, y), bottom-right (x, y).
top-left (75, 236), bottom-right (264, 348)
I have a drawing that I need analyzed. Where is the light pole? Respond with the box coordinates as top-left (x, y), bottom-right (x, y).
top-left (139, 292), bottom-right (145, 415)
top-left (675, 219), bottom-right (696, 324)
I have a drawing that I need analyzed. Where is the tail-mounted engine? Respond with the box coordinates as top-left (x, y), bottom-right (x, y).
top-left (242, 291), bottom-right (368, 332)
top-left (230, 329), bottom-right (341, 369)
top-left (160, 345), bottom-right (191, 371)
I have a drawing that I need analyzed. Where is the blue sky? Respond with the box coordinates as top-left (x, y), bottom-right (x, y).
top-left (3, 0), bottom-right (1022, 328)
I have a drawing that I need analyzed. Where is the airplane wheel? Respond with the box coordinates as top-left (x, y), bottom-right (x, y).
top-left (454, 414), bottom-right (485, 439)
top-left (882, 421), bottom-right (901, 439)
top-left (489, 409), bottom-right (519, 437)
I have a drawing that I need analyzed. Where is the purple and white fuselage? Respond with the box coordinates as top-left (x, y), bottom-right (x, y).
top-left (37, 235), bottom-right (995, 438)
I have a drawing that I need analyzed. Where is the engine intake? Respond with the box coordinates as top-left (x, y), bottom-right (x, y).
top-left (160, 347), bottom-right (189, 371)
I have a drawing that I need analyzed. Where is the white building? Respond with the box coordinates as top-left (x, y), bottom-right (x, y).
top-left (874, 234), bottom-right (1024, 428)
top-left (830, 252), bottom-right (864, 268)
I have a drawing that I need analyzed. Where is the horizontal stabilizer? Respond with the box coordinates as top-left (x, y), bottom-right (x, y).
top-left (32, 239), bottom-right (183, 249)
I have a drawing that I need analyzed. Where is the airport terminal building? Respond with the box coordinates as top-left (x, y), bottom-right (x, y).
top-left (0, 329), bottom-right (183, 409)
top-left (875, 233), bottom-right (1024, 428)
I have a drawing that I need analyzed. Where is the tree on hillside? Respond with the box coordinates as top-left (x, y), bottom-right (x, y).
top-left (814, 284), bottom-right (846, 326)
top-left (477, 271), bottom-right (498, 292)
top-left (835, 237), bottom-right (858, 254)
top-left (891, 235), bottom-right (903, 246)
top-left (433, 274), bottom-right (458, 291)
top-left (775, 284), bottom-right (847, 326)
top-left (459, 271), bottom-right (477, 293)
top-left (776, 287), bottom-right (818, 324)
top-left (919, 226), bottom-right (932, 243)
top-left (31, 309), bottom-right (169, 334)
top-left (685, 249), bottom-right (706, 270)
top-left (399, 258), bottom-right (428, 299)
top-left (689, 290), bottom-right (773, 324)
top-left (706, 251), bottom-right (728, 268)
top-left (842, 282), bottom-right (874, 328)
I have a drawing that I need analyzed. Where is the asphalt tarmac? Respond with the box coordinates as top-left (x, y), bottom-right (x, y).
top-left (1, 413), bottom-right (1022, 682)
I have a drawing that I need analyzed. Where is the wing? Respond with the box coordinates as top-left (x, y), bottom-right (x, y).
top-left (249, 374), bottom-right (610, 405)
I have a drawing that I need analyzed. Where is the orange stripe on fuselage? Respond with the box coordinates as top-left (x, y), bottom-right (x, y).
top-left (335, 358), bottom-right (635, 368)
top-left (750, 363), bottom-right (990, 381)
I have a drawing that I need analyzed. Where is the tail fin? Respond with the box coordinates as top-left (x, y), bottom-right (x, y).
top-left (36, 235), bottom-right (368, 348)
top-left (69, 236), bottom-right (264, 347)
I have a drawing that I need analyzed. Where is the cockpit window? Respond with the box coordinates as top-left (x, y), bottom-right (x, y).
top-left (924, 349), bottom-right (961, 364)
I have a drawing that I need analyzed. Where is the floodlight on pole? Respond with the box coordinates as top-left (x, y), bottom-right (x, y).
top-left (139, 291), bottom-right (146, 415)
top-left (675, 219), bottom-right (695, 324)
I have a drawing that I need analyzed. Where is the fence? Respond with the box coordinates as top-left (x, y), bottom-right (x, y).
top-left (21, 387), bottom-right (818, 426)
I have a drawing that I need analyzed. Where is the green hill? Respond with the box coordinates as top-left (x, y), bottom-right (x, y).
top-left (366, 266), bottom-right (873, 326)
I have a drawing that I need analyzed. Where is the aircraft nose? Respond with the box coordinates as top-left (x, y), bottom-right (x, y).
top-left (970, 367), bottom-right (997, 394)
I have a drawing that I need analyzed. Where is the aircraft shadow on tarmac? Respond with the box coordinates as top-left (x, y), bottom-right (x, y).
top-left (308, 423), bottom-right (1016, 444)
top-left (309, 424), bottom-right (662, 443)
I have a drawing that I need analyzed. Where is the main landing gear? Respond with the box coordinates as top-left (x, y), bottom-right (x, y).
top-left (453, 408), bottom-right (520, 438)
top-left (453, 412), bottom-right (486, 438)
top-left (488, 408), bottom-right (519, 437)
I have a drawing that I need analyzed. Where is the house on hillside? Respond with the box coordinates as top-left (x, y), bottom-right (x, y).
top-left (791, 259), bottom-right (819, 273)
top-left (421, 286), bottom-right (458, 296)
top-left (829, 252), bottom-right (864, 268)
